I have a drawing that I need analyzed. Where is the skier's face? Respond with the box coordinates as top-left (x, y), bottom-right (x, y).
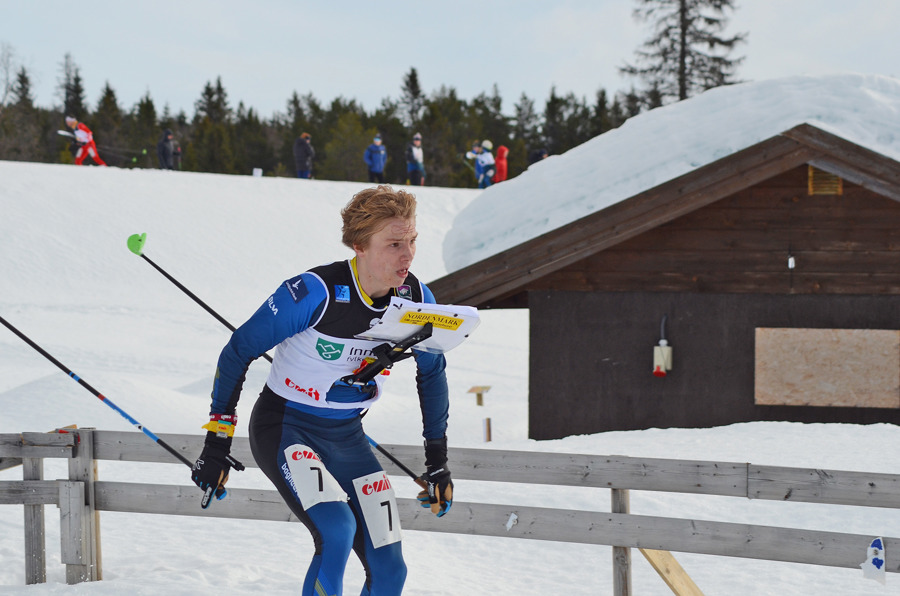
top-left (354, 217), bottom-right (417, 298)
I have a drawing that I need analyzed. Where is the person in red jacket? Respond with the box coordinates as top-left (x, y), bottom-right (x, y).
top-left (65, 116), bottom-right (107, 166)
top-left (494, 145), bottom-right (509, 183)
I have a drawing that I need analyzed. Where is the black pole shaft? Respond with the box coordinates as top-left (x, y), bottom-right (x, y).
top-left (0, 315), bottom-right (194, 468)
top-left (368, 437), bottom-right (426, 488)
top-left (139, 253), bottom-right (274, 363)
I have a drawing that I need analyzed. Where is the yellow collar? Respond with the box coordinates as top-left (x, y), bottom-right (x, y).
top-left (350, 257), bottom-right (375, 305)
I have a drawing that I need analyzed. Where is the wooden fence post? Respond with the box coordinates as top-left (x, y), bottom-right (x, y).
top-left (64, 429), bottom-right (100, 582)
top-left (59, 480), bottom-right (87, 583)
top-left (612, 488), bottom-right (632, 596)
top-left (23, 457), bottom-right (46, 584)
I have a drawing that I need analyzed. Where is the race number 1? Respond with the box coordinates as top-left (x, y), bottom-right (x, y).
top-left (352, 472), bottom-right (402, 548)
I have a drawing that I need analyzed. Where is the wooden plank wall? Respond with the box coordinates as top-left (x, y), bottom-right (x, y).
top-left (529, 291), bottom-right (900, 437)
top-left (529, 166), bottom-right (900, 296)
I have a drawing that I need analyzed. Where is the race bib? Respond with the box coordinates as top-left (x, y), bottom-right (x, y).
top-left (352, 472), bottom-right (402, 548)
top-left (282, 444), bottom-right (346, 508)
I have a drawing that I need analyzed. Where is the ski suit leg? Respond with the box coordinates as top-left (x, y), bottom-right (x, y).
top-left (74, 141), bottom-right (106, 166)
top-left (249, 387), bottom-right (407, 596)
top-left (87, 142), bottom-right (107, 166)
top-left (250, 389), bottom-right (354, 596)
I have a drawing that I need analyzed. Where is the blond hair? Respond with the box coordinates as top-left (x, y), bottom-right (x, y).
top-left (341, 185), bottom-right (417, 249)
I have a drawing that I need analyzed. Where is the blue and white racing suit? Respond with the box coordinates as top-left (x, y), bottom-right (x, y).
top-left (210, 258), bottom-right (449, 596)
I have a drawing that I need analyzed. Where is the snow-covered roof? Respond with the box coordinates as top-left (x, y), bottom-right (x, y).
top-left (443, 74), bottom-right (900, 273)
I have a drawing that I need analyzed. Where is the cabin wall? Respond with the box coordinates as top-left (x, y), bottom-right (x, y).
top-left (529, 167), bottom-right (900, 297)
top-left (528, 290), bottom-right (900, 439)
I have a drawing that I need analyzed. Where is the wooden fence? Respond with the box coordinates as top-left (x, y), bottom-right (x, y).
top-left (2, 429), bottom-right (899, 594)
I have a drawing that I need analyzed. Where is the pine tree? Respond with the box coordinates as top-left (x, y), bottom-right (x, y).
top-left (234, 102), bottom-right (276, 175)
top-left (191, 118), bottom-right (235, 174)
top-left (133, 93), bottom-right (157, 142)
top-left (94, 82), bottom-right (122, 128)
top-left (644, 82), bottom-right (664, 109)
top-left (318, 111), bottom-right (371, 182)
top-left (590, 89), bottom-right (611, 137)
top-left (58, 53), bottom-right (88, 119)
top-left (0, 42), bottom-right (15, 108)
top-left (93, 82), bottom-right (124, 166)
top-left (512, 92), bottom-right (541, 174)
top-left (513, 93), bottom-right (540, 146)
top-left (399, 67), bottom-right (425, 129)
top-left (542, 87), bottom-right (592, 155)
top-left (609, 96), bottom-right (628, 129)
top-left (0, 60), bottom-right (41, 162)
top-left (190, 78), bottom-right (235, 173)
top-left (622, 88), bottom-right (643, 119)
top-left (194, 77), bottom-right (231, 124)
top-left (419, 85), bottom-right (471, 188)
top-left (12, 67), bottom-right (35, 110)
top-left (469, 84), bottom-right (510, 152)
top-left (620, 0), bottom-right (746, 102)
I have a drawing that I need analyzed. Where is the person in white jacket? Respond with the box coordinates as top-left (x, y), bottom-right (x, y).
top-left (465, 139), bottom-right (495, 188)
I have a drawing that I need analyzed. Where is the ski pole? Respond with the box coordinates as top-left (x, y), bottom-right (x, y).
top-left (0, 314), bottom-right (194, 468)
top-left (368, 436), bottom-right (426, 489)
top-left (127, 233), bottom-right (241, 336)
top-left (127, 233), bottom-right (425, 485)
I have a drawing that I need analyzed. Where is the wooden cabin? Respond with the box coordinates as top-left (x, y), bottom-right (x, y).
top-left (429, 124), bottom-right (900, 439)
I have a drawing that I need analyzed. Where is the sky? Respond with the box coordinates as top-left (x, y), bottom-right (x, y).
top-left (3, 0), bottom-right (900, 119)
top-left (2, 72), bottom-right (900, 593)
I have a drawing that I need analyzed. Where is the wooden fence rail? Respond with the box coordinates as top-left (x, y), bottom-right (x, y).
top-left (2, 429), bottom-right (899, 593)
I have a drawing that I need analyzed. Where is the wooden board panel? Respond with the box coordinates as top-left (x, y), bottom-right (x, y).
top-left (0, 480), bottom-right (60, 505)
top-left (749, 464), bottom-right (900, 508)
top-left (93, 481), bottom-right (900, 573)
top-left (0, 433), bottom-right (76, 458)
top-left (571, 250), bottom-right (900, 274)
top-left (755, 328), bottom-right (900, 408)
top-left (534, 271), bottom-right (900, 295)
top-left (611, 227), bottom-right (900, 253)
top-left (87, 431), bottom-right (900, 507)
top-left (639, 549), bottom-right (705, 596)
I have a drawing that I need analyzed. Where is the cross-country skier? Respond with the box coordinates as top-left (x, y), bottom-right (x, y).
top-left (191, 185), bottom-right (453, 596)
top-left (64, 116), bottom-right (107, 166)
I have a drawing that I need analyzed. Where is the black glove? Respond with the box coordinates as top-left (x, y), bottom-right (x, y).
top-left (191, 431), bottom-right (245, 509)
top-left (417, 436), bottom-right (453, 517)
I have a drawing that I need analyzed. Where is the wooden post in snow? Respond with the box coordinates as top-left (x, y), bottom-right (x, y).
top-left (612, 488), bottom-right (632, 596)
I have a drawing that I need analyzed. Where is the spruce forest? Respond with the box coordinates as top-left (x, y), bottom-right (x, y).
top-left (0, 1), bottom-right (744, 188)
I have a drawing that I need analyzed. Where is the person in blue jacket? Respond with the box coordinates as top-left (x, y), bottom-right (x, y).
top-left (191, 185), bottom-right (453, 596)
top-left (364, 134), bottom-right (388, 183)
top-left (405, 132), bottom-right (425, 186)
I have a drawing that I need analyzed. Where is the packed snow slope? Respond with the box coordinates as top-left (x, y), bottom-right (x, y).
top-left (1, 149), bottom-right (898, 594)
top-left (444, 73), bottom-right (900, 271)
